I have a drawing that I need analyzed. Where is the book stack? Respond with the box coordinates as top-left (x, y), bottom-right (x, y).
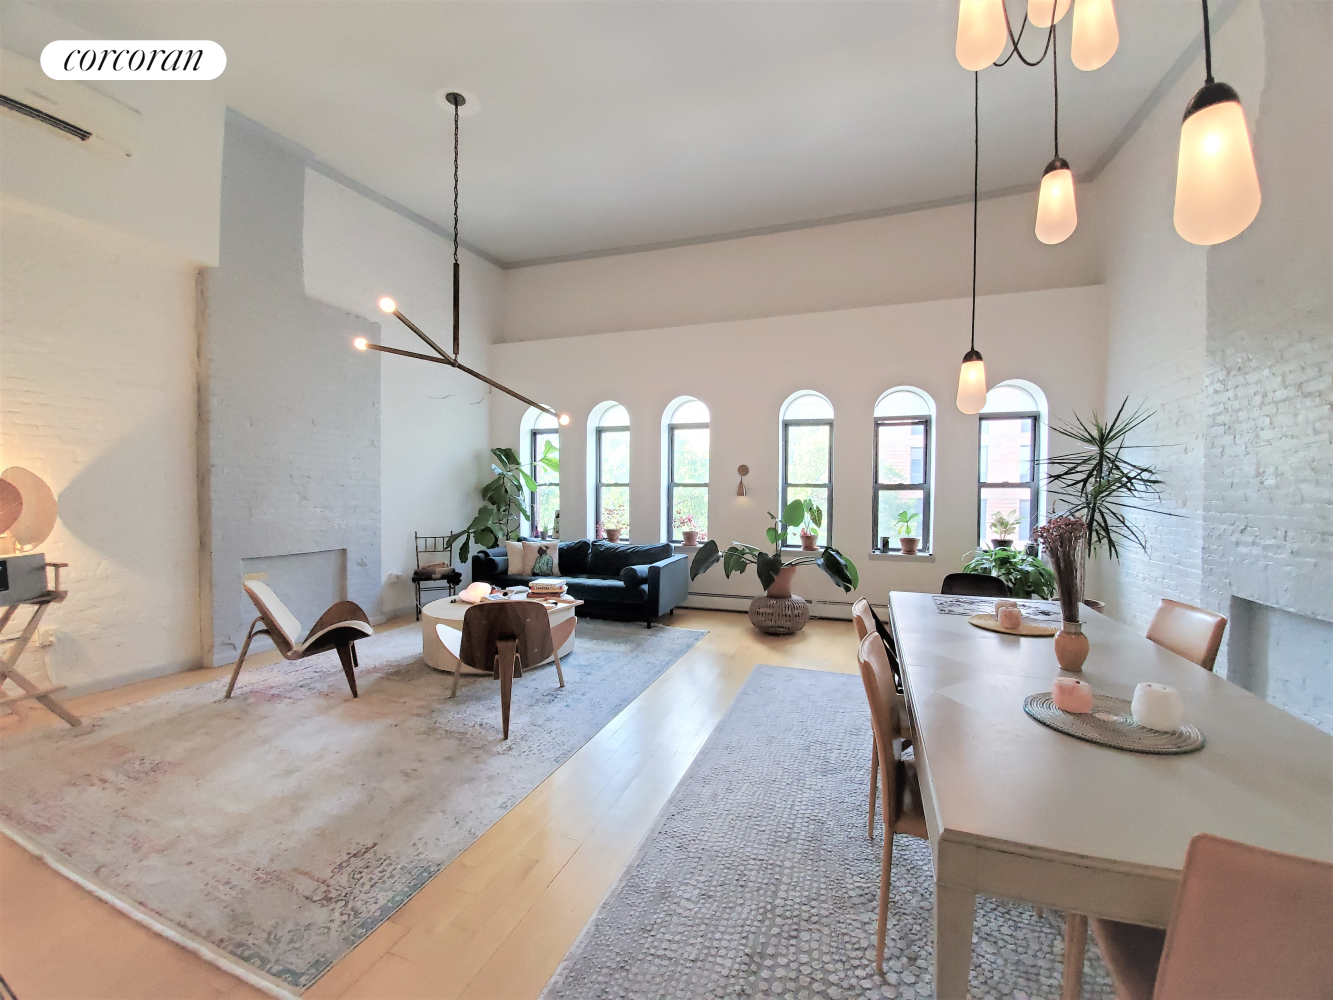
top-left (529, 578), bottom-right (567, 598)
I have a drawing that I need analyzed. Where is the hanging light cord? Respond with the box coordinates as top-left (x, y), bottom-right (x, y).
top-left (994, 2), bottom-right (1058, 68)
top-left (971, 71), bottom-right (979, 352)
top-left (1053, 24), bottom-right (1060, 157)
top-left (1201, 0), bottom-right (1214, 82)
top-left (451, 97), bottom-right (461, 358)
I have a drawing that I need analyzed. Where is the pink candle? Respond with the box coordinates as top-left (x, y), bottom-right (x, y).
top-left (998, 606), bottom-right (1023, 630)
top-left (1052, 676), bottom-right (1094, 713)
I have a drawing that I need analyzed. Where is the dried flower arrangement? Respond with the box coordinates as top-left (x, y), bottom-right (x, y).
top-left (1033, 515), bottom-right (1088, 624)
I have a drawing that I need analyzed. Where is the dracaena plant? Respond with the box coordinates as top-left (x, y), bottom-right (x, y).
top-left (446, 446), bottom-right (558, 563)
top-left (989, 510), bottom-right (1020, 541)
top-left (689, 499), bottom-right (859, 593)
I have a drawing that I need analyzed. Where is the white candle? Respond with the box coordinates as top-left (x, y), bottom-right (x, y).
top-left (1131, 683), bottom-right (1184, 732)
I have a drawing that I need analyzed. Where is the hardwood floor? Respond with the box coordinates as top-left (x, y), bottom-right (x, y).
top-left (0, 609), bottom-right (858, 1000)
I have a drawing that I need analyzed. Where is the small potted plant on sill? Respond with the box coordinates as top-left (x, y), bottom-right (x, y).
top-left (601, 500), bottom-right (628, 543)
top-left (798, 499), bottom-right (823, 551)
top-left (676, 513), bottom-right (701, 547)
top-left (894, 510), bottom-right (922, 555)
top-left (989, 510), bottom-right (1020, 549)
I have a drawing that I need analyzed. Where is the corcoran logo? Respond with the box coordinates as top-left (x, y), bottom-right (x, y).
top-left (40, 40), bottom-right (226, 80)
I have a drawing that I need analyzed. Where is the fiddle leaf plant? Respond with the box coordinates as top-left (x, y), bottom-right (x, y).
top-left (894, 510), bottom-right (921, 538)
top-left (690, 499), bottom-right (859, 593)
top-left (445, 446), bottom-right (559, 564)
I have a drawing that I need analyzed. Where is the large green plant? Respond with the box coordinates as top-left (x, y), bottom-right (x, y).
top-left (962, 547), bottom-right (1056, 599)
top-left (446, 446), bottom-right (558, 563)
top-left (1044, 398), bottom-right (1171, 559)
top-left (690, 499), bottom-right (859, 593)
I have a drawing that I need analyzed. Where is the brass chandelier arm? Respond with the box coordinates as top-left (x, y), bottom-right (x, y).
top-left (359, 340), bottom-right (559, 419)
top-left (389, 308), bottom-right (454, 362)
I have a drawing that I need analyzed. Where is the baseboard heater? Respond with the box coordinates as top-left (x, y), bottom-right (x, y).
top-left (681, 591), bottom-right (889, 621)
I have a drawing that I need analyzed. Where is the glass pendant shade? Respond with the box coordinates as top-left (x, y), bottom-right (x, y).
top-left (1028, 0), bottom-right (1071, 28)
top-left (956, 350), bottom-right (988, 414)
top-left (1071, 0), bottom-right (1118, 70)
top-left (956, 0), bottom-right (1008, 71)
top-left (1035, 158), bottom-right (1078, 244)
top-left (1174, 84), bottom-right (1261, 245)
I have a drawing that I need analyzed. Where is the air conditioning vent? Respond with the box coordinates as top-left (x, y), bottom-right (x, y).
top-left (0, 93), bottom-right (92, 140)
top-left (0, 49), bottom-right (139, 157)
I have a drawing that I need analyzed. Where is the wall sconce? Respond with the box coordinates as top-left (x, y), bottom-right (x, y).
top-left (736, 464), bottom-right (749, 497)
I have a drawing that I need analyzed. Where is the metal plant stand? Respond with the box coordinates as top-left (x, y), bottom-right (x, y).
top-left (0, 562), bottom-right (80, 727)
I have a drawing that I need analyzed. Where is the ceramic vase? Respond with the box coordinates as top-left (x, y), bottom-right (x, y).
top-left (1054, 621), bottom-right (1089, 672)
top-left (766, 565), bottom-right (798, 599)
top-left (605, 528), bottom-right (621, 543)
top-left (800, 532), bottom-right (818, 551)
top-left (681, 530), bottom-right (699, 546)
top-left (899, 536), bottom-right (920, 555)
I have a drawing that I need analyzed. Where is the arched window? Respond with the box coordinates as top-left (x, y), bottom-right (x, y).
top-left (978, 381), bottom-right (1047, 547)
top-left (664, 398), bottom-right (710, 543)
top-left (780, 391), bottom-right (834, 546)
top-left (874, 387), bottom-right (935, 553)
top-left (594, 403), bottom-right (631, 539)
top-left (524, 409), bottom-right (560, 537)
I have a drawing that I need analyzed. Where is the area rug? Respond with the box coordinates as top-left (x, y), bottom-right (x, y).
top-left (0, 619), bottom-right (704, 993)
top-left (542, 665), bottom-right (1114, 1000)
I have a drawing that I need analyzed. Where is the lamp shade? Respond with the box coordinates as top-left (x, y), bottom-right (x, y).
top-left (957, 0), bottom-right (1008, 71)
top-left (1071, 0), bottom-right (1118, 70)
top-left (1035, 158), bottom-right (1078, 244)
top-left (1028, 0), bottom-right (1071, 28)
top-left (956, 350), bottom-right (988, 414)
top-left (1174, 84), bottom-right (1261, 245)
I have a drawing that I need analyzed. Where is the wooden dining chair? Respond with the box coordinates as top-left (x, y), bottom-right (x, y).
top-left (1145, 599), bottom-right (1227, 672)
top-left (940, 572), bottom-right (1010, 598)
top-left (853, 599), bottom-right (915, 834)
top-left (225, 581), bottom-right (373, 699)
top-left (857, 631), bottom-right (928, 973)
top-left (436, 600), bottom-right (569, 739)
top-left (1091, 833), bottom-right (1333, 1000)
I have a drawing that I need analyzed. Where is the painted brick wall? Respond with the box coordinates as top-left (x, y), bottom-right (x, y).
top-left (199, 115), bottom-right (381, 666)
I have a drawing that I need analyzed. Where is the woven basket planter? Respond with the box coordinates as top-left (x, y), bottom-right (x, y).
top-left (748, 595), bottom-right (810, 635)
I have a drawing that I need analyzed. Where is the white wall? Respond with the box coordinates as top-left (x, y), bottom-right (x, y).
top-left (502, 188), bottom-right (1104, 342)
top-left (0, 197), bottom-right (202, 694)
top-left (303, 169), bottom-right (505, 616)
top-left (491, 284), bottom-right (1106, 614)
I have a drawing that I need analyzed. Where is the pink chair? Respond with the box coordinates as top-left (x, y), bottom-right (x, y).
top-left (1145, 599), bottom-right (1227, 672)
top-left (1092, 833), bottom-right (1333, 999)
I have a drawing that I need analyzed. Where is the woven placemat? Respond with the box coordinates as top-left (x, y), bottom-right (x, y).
top-left (968, 614), bottom-right (1057, 637)
top-left (1023, 693), bottom-right (1205, 755)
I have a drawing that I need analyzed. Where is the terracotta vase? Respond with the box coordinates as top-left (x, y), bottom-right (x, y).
top-left (766, 565), bottom-right (798, 599)
top-left (800, 531), bottom-right (818, 551)
top-left (681, 530), bottom-right (699, 546)
top-left (1054, 621), bottom-right (1089, 672)
top-left (899, 536), bottom-right (920, 556)
top-left (605, 528), bottom-right (621, 543)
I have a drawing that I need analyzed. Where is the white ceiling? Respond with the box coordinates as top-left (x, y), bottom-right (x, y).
top-left (45, 1), bottom-right (1204, 265)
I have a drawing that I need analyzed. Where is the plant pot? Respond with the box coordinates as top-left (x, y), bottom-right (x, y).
top-left (1083, 598), bottom-right (1106, 613)
top-left (748, 594), bottom-right (810, 635)
top-left (765, 565), bottom-right (798, 599)
top-left (899, 536), bottom-right (920, 556)
top-left (605, 528), bottom-right (621, 543)
top-left (799, 531), bottom-right (818, 552)
top-left (1054, 621), bottom-right (1089, 672)
top-left (991, 539), bottom-right (1014, 549)
top-left (681, 530), bottom-right (699, 547)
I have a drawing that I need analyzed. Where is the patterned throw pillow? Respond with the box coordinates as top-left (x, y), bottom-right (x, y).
top-left (522, 539), bottom-right (560, 576)
top-left (532, 545), bottom-right (555, 576)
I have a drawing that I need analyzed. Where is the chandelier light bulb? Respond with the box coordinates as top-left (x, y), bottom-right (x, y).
top-left (1027, 0), bottom-right (1071, 28)
top-left (1071, 0), bottom-right (1118, 70)
top-left (1174, 84), bottom-right (1261, 245)
top-left (956, 0), bottom-right (1008, 71)
top-left (956, 350), bottom-right (988, 414)
top-left (378, 297), bottom-right (397, 314)
top-left (1035, 158), bottom-right (1078, 244)
top-left (353, 337), bottom-right (368, 351)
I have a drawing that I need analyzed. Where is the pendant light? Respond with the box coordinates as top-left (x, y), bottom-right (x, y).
top-left (1173, 0), bottom-right (1261, 245)
top-left (1027, 0), bottom-right (1070, 29)
top-left (957, 73), bottom-right (988, 415)
top-left (1035, 25), bottom-right (1078, 244)
top-left (956, 0), bottom-right (1008, 71)
top-left (1071, 0), bottom-right (1118, 71)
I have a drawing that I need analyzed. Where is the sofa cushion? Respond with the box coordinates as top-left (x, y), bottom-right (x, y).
top-left (559, 539), bottom-right (591, 575)
top-left (565, 576), bottom-right (650, 605)
top-left (589, 541), bottom-right (673, 576)
top-left (620, 564), bottom-right (650, 587)
top-left (413, 562), bottom-right (461, 582)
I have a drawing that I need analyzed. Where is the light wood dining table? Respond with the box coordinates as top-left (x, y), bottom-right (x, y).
top-left (887, 590), bottom-right (1333, 999)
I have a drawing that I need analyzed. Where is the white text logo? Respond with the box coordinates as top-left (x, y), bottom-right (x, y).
top-left (41, 40), bottom-right (226, 80)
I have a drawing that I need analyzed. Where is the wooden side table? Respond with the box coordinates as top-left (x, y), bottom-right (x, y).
top-left (0, 563), bottom-right (80, 726)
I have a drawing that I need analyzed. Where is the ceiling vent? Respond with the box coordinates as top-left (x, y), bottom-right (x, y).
top-left (0, 49), bottom-right (140, 157)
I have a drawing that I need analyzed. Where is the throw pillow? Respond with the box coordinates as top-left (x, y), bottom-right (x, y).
top-left (505, 540), bottom-right (527, 575)
top-left (620, 564), bottom-right (651, 587)
top-left (523, 540), bottom-right (560, 577)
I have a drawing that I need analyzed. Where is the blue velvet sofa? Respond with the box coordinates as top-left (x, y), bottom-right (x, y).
top-left (470, 540), bottom-right (689, 627)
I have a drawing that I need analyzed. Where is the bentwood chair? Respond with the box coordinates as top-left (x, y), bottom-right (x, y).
top-left (1091, 833), bottom-right (1333, 1000)
top-left (436, 600), bottom-right (571, 739)
top-left (1146, 599), bottom-right (1227, 672)
top-left (940, 572), bottom-right (1010, 598)
top-left (857, 632), bottom-right (928, 973)
top-left (853, 600), bottom-right (915, 836)
top-left (225, 581), bottom-right (373, 699)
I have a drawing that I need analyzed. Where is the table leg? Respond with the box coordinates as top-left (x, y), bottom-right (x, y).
top-left (1061, 913), bottom-right (1088, 1000)
top-left (934, 881), bottom-right (976, 1000)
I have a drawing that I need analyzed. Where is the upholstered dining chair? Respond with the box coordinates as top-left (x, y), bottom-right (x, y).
top-left (436, 600), bottom-right (570, 739)
top-left (1145, 599), bottom-right (1227, 672)
top-left (225, 581), bottom-right (373, 699)
top-left (857, 631), bottom-right (928, 973)
top-left (1090, 833), bottom-right (1333, 1000)
top-left (940, 572), bottom-right (1010, 598)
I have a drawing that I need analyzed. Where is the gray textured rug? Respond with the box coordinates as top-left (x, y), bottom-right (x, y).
top-left (0, 619), bottom-right (703, 992)
top-left (543, 665), bottom-right (1113, 1000)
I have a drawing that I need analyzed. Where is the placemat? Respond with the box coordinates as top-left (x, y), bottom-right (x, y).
top-left (1023, 693), bottom-right (1205, 755)
top-left (968, 613), bottom-right (1057, 637)
top-left (933, 594), bottom-right (1064, 623)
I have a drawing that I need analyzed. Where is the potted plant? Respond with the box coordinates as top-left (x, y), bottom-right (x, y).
top-left (445, 447), bottom-right (558, 563)
top-left (601, 500), bottom-right (627, 543)
top-left (797, 499), bottom-right (823, 551)
top-left (962, 546), bottom-right (1056, 599)
top-left (676, 513), bottom-right (701, 547)
top-left (988, 510), bottom-right (1020, 549)
top-left (894, 510), bottom-right (922, 555)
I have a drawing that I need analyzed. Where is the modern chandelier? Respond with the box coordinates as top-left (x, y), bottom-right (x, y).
top-left (353, 91), bottom-right (570, 426)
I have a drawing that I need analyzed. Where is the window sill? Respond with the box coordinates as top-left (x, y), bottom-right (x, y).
top-left (867, 551), bottom-right (935, 563)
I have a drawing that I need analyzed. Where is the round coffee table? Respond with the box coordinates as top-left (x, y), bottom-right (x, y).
top-left (421, 595), bottom-right (581, 675)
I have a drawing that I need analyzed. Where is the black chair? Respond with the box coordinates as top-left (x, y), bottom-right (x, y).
top-left (412, 533), bottom-right (462, 619)
top-left (940, 572), bottom-right (1010, 598)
